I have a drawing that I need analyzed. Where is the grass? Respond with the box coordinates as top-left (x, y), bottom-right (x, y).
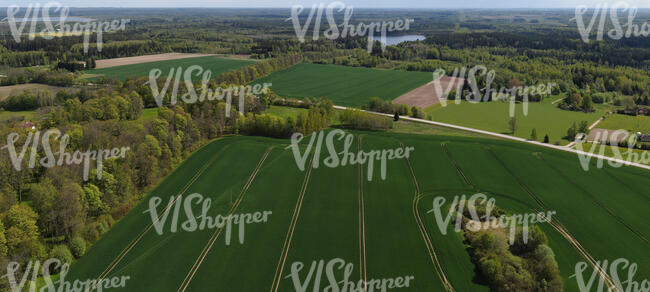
top-left (389, 120), bottom-right (500, 139)
top-left (85, 56), bottom-right (256, 81)
top-left (251, 63), bottom-right (432, 107)
top-left (0, 83), bottom-right (77, 100)
top-left (262, 105), bottom-right (308, 119)
top-left (0, 110), bottom-right (37, 122)
top-left (426, 100), bottom-right (605, 144)
top-left (63, 128), bottom-right (650, 292)
top-left (136, 108), bottom-right (159, 122)
top-left (597, 114), bottom-right (650, 134)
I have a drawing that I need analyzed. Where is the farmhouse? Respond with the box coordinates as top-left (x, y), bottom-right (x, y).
top-left (638, 134), bottom-right (650, 143)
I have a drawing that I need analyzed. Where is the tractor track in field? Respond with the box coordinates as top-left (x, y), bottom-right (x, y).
top-left (358, 136), bottom-right (368, 292)
top-left (89, 144), bottom-right (231, 291)
top-left (177, 147), bottom-right (274, 292)
top-left (399, 141), bottom-right (455, 292)
top-left (536, 154), bottom-right (649, 245)
top-left (602, 169), bottom-right (650, 202)
top-left (441, 143), bottom-right (474, 189)
top-left (485, 148), bottom-right (618, 291)
top-left (270, 154), bottom-right (316, 292)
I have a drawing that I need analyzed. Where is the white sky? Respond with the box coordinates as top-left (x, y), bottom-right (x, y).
top-left (0, 0), bottom-right (649, 8)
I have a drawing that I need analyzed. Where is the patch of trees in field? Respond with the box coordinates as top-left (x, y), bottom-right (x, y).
top-left (458, 200), bottom-right (563, 291)
top-left (239, 99), bottom-right (334, 138)
top-left (362, 97), bottom-right (425, 119)
top-left (339, 109), bottom-right (392, 130)
top-left (558, 90), bottom-right (595, 112)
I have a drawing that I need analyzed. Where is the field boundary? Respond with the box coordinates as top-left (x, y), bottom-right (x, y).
top-left (178, 147), bottom-right (274, 292)
top-left (89, 144), bottom-right (231, 291)
top-left (270, 155), bottom-right (316, 292)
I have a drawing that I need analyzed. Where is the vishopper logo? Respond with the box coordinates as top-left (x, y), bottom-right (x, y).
top-left (144, 193), bottom-right (272, 245)
top-left (574, 2), bottom-right (650, 43)
top-left (3, 1), bottom-right (130, 53)
top-left (575, 129), bottom-right (650, 170)
top-left (146, 65), bottom-right (272, 117)
top-left (288, 1), bottom-right (414, 53)
top-left (432, 66), bottom-right (556, 118)
top-left (0, 129), bottom-right (129, 181)
top-left (2, 259), bottom-right (129, 292)
top-left (286, 129), bottom-right (414, 181)
top-left (427, 193), bottom-right (556, 245)
top-left (571, 258), bottom-right (648, 292)
top-left (286, 258), bottom-right (415, 292)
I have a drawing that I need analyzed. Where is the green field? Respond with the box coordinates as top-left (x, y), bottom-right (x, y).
top-left (86, 56), bottom-right (256, 81)
top-left (251, 63), bottom-right (432, 107)
top-left (263, 105), bottom-right (308, 119)
top-left (65, 129), bottom-right (649, 291)
top-left (598, 114), bottom-right (650, 134)
top-left (0, 110), bottom-right (37, 121)
top-left (136, 108), bottom-right (159, 122)
top-left (427, 100), bottom-right (605, 144)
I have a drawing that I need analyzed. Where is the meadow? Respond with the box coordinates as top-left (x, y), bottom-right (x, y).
top-left (65, 130), bottom-right (649, 292)
top-left (251, 63), bottom-right (432, 107)
top-left (598, 114), bottom-right (650, 134)
top-left (0, 110), bottom-right (36, 122)
top-left (85, 56), bottom-right (256, 81)
top-left (426, 100), bottom-right (605, 144)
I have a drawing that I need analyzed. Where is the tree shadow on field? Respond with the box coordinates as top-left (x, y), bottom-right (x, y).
top-left (464, 241), bottom-right (491, 287)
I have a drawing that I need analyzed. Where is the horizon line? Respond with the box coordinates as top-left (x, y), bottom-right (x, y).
top-left (2, 6), bottom-right (650, 9)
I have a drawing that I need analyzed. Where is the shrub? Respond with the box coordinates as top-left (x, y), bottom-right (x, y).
top-left (50, 245), bottom-right (74, 264)
top-left (69, 237), bottom-right (86, 258)
top-left (410, 106), bottom-right (425, 119)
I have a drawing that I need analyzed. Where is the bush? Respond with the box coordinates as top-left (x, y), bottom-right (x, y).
top-left (410, 106), bottom-right (425, 119)
top-left (50, 245), bottom-right (74, 264)
top-left (69, 237), bottom-right (86, 258)
top-left (1, 92), bottom-right (38, 111)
